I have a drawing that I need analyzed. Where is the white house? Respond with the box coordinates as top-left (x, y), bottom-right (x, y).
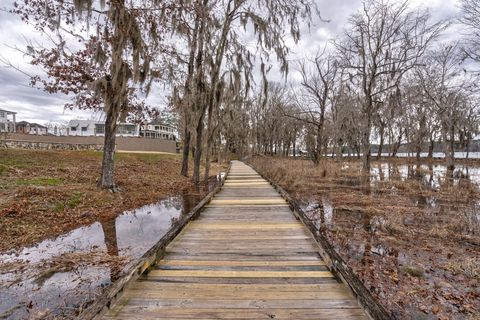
top-left (68, 120), bottom-right (140, 137)
top-left (140, 120), bottom-right (177, 140)
top-left (0, 108), bottom-right (17, 133)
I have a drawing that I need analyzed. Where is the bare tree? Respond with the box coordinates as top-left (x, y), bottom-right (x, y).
top-left (292, 51), bottom-right (339, 164)
top-left (336, 0), bottom-right (445, 171)
top-left (11, 0), bottom-right (181, 190)
top-left (415, 43), bottom-right (477, 169)
top-left (459, 0), bottom-right (480, 64)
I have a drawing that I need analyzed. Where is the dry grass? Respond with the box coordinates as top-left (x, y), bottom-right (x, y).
top-left (1, 250), bottom-right (130, 288)
top-left (0, 149), bottom-right (227, 252)
top-left (248, 155), bottom-right (480, 319)
top-left (443, 258), bottom-right (480, 280)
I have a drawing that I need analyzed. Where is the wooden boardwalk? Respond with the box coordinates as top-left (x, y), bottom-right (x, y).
top-left (103, 161), bottom-right (368, 319)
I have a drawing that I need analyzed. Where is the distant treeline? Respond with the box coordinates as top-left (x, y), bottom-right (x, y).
top-left (370, 140), bottom-right (480, 154)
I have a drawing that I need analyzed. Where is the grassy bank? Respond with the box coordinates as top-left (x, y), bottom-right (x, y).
top-left (0, 149), bottom-right (226, 252)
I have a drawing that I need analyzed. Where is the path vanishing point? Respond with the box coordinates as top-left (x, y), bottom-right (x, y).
top-left (103, 161), bottom-right (369, 319)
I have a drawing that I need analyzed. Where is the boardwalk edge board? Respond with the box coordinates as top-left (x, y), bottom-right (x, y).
top-left (78, 164), bottom-right (231, 320)
top-left (246, 161), bottom-right (392, 320)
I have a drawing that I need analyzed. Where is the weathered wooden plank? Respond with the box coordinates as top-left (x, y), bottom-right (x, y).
top-left (214, 194), bottom-right (282, 198)
top-left (126, 282), bottom-right (347, 292)
top-left (166, 249), bottom-right (320, 255)
top-left (167, 240), bottom-right (317, 247)
top-left (177, 232), bottom-right (312, 238)
top-left (167, 240), bottom-right (317, 252)
top-left (158, 260), bottom-right (325, 267)
top-left (199, 207), bottom-right (293, 213)
top-left (218, 185), bottom-right (273, 189)
top-left (163, 252), bottom-right (323, 261)
top-left (103, 308), bottom-right (368, 319)
top-left (187, 222), bottom-right (303, 230)
top-left (178, 235), bottom-right (311, 241)
top-left (123, 290), bottom-right (351, 300)
top-left (156, 265), bottom-right (329, 272)
top-left (209, 199), bottom-right (286, 205)
top-left (223, 181), bottom-right (270, 184)
top-left (166, 246), bottom-right (319, 252)
top-left (108, 298), bottom-right (360, 309)
top-left (198, 215), bottom-right (296, 221)
top-left (139, 276), bottom-right (339, 284)
top-left (205, 204), bottom-right (290, 207)
top-left (146, 270), bottom-right (333, 278)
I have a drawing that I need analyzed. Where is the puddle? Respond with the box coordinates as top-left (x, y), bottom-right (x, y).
top-left (0, 180), bottom-right (220, 319)
top-left (297, 162), bottom-right (480, 318)
top-left (370, 163), bottom-right (480, 188)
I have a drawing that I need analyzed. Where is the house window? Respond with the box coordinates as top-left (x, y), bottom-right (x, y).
top-left (81, 127), bottom-right (88, 132)
top-left (118, 125), bottom-right (135, 135)
top-left (71, 127), bottom-right (77, 131)
top-left (96, 124), bottom-right (105, 134)
top-left (155, 126), bottom-right (160, 130)
top-left (0, 111), bottom-right (5, 118)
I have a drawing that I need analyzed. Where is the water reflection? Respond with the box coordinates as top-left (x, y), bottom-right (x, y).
top-left (0, 190), bottom-right (209, 319)
top-left (301, 161), bottom-right (479, 318)
top-left (369, 162), bottom-right (480, 189)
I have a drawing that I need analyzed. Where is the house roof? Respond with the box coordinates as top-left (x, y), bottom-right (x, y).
top-left (148, 119), bottom-right (175, 128)
top-left (68, 120), bottom-right (138, 127)
top-left (0, 108), bottom-right (17, 114)
top-left (68, 120), bottom-right (97, 128)
top-left (16, 121), bottom-right (47, 128)
top-left (30, 122), bottom-right (47, 129)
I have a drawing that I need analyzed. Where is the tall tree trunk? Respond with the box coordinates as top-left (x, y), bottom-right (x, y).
top-left (204, 134), bottom-right (212, 183)
top-left (336, 144), bottom-right (342, 160)
top-left (416, 144), bottom-right (422, 163)
top-left (441, 122), bottom-right (455, 171)
top-left (428, 137), bottom-right (434, 160)
top-left (204, 87), bottom-right (222, 183)
top-left (376, 125), bottom-right (384, 160)
top-left (181, 127), bottom-right (191, 176)
top-left (447, 124), bottom-right (455, 170)
top-left (193, 113), bottom-right (205, 185)
top-left (388, 133), bottom-right (392, 157)
top-left (466, 138), bottom-right (470, 159)
top-left (180, 13), bottom-right (200, 177)
top-left (392, 130), bottom-right (402, 157)
top-left (202, 1), bottom-right (233, 182)
top-left (98, 0), bottom-right (125, 191)
top-left (312, 123), bottom-right (323, 166)
top-left (223, 137), bottom-right (229, 162)
top-left (100, 107), bottom-right (117, 190)
top-left (190, 0), bottom-right (207, 184)
top-left (362, 114), bottom-right (372, 171)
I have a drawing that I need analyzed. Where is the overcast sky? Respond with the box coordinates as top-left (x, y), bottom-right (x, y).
top-left (0, 0), bottom-right (461, 124)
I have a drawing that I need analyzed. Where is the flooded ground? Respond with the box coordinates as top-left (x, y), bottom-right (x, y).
top-left (0, 180), bottom-right (219, 319)
top-left (249, 157), bottom-right (479, 319)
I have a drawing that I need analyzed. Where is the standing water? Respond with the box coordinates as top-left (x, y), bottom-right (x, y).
top-left (0, 178), bottom-right (221, 319)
